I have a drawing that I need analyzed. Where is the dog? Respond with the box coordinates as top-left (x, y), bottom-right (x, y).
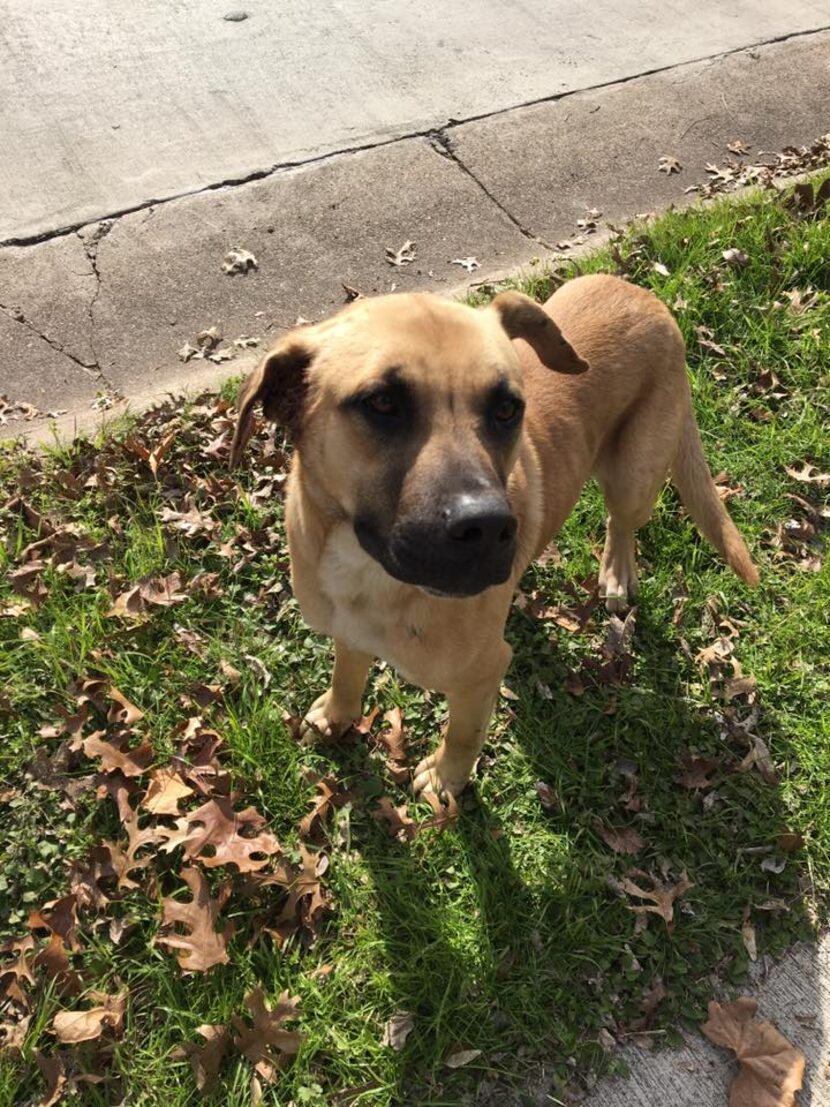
top-left (231, 274), bottom-right (758, 797)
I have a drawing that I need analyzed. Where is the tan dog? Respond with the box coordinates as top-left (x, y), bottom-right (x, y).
top-left (231, 274), bottom-right (758, 796)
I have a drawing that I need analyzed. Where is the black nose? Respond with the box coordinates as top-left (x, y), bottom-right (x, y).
top-left (444, 492), bottom-right (517, 551)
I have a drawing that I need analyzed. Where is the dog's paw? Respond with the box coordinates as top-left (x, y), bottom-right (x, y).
top-left (412, 748), bottom-right (472, 798)
top-left (299, 691), bottom-right (357, 743)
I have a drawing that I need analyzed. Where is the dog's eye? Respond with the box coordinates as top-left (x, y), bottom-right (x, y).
top-left (363, 391), bottom-right (398, 418)
top-left (492, 396), bottom-right (523, 424)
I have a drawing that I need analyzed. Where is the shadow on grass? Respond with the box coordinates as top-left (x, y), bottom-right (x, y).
top-left (338, 593), bottom-right (811, 1105)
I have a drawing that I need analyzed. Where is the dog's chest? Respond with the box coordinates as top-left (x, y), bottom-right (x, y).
top-left (314, 524), bottom-right (417, 667)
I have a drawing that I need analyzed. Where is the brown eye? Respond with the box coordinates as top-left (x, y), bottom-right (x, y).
top-left (493, 396), bottom-right (522, 424)
top-left (364, 391), bottom-right (397, 417)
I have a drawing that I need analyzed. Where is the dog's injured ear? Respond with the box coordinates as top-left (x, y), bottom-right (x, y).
top-left (491, 290), bottom-right (588, 375)
top-left (230, 339), bottom-right (313, 466)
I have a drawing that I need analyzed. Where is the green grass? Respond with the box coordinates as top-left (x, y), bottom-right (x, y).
top-left (1, 178), bottom-right (829, 1106)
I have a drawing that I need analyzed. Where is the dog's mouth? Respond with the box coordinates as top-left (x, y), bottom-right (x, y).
top-left (354, 515), bottom-right (515, 598)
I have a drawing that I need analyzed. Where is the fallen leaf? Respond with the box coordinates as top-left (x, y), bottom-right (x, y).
top-left (232, 988), bottom-right (302, 1082)
top-left (727, 140), bottom-right (752, 156)
top-left (738, 736), bottom-right (779, 786)
top-left (596, 823), bottom-right (646, 855)
top-left (535, 781), bottom-right (558, 811)
top-left (382, 1012), bottom-right (414, 1051)
top-left (385, 240), bottom-right (416, 267)
top-left (445, 1048), bottom-right (482, 1069)
top-left (620, 872), bottom-right (693, 930)
top-left (450, 257), bottom-right (479, 273)
top-left (701, 997), bottom-right (804, 1106)
top-left (377, 707), bottom-right (408, 783)
top-left (785, 462), bottom-right (830, 487)
top-left (157, 867), bottom-right (233, 972)
top-left (222, 247), bottom-right (258, 275)
top-left (658, 155), bottom-right (682, 174)
top-left (742, 906), bottom-right (757, 962)
top-left (371, 797), bottom-right (418, 841)
top-left (653, 261), bottom-right (670, 277)
top-left (159, 796), bottom-right (281, 871)
top-left (676, 753), bottom-right (719, 791)
top-left (176, 1024), bottom-right (233, 1093)
top-left (82, 732), bottom-right (153, 778)
top-left (142, 766), bottom-right (194, 816)
top-left (52, 991), bottom-right (125, 1044)
top-left (777, 832), bottom-right (805, 854)
top-left (722, 246), bottom-right (750, 268)
top-left (178, 342), bottom-right (199, 362)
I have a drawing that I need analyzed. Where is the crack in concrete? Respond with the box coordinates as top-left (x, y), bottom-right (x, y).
top-left (76, 223), bottom-right (109, 377)
top-left (0, 300), bottom-right (101, 377)
top-left (427, 130), bottom-right (555, 251)
top-left (2, 23), bottom-right (829, 251)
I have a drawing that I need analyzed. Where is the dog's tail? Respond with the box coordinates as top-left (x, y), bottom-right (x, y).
top-left (671, 406), bottom-right (759, 586)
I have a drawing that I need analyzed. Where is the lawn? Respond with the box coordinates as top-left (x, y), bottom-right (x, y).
top-left (1, 176), bottom-right (828, 1107)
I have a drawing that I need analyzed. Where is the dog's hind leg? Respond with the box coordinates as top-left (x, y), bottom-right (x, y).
top-left (413, 640), bottom-right (512, 797)
top-left (300, 639), bottom-right (373, 740)
top-left (595, 400), bottom-right (682, 613)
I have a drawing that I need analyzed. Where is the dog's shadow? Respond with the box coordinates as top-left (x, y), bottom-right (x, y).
top-left (325, 598), bottom-right (804, 1105)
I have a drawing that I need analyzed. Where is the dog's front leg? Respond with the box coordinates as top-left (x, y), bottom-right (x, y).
top-left (300, 639), bottom-right (373, 740)
top-left (413, 641), bottom-right (512, 797)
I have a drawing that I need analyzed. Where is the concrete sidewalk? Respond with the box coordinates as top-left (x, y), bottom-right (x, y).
top-left (2, 28), bottom-right (829, 441)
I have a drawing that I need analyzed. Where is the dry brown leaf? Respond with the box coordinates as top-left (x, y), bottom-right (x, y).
top-left (382, 1011), bottom-right (414, 1051)
top-left (385, 240), bottom-right (416, 267)
top-left (299, 773), bottom-right (351, 841)
top-left (223, 247), bottom-right (258, 275)
top-left (620, 872), bottom-right (693, 930)
top-left (52, 991), bottom-right (125, 1044)
top-left (232, 988), bottom-right (302, 1082)
top-left (34, 1050), bottom-right (65, 1107)
top-left (701, 997), bottom-right (805, 1106)
top-left (445, 1048), bottom-right (482, 1069)
top-left (142, 766), bottom-right (194, 816)
top-left (107, 686), bottom-right (144, 726)
top-left (785, 462), bottom-right (830, 487)
top-left (157, 867), bottom-right (233, 973)
top-left (742, 906), bottom-right (758, 962)
top-left (82, 732), bottom-right (153, 778)
top-left (738, 736), bottom-right (779, 786)
top-left (658, 155), bottom-right (682, 174)
top-left (372, 797), bottom-right (418, 841)
top-left (676, 754), bottom-right (719, 791)
top-left (159, 797), bottom-right (281, 872)
top-left (175, 1024), bottom-right (233, 1093)
top-left (597, 823), bottom-right (646, 855)
top-left (535, 781), bottom-right (559, 811)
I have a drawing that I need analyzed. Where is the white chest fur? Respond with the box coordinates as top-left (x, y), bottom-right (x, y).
top-left (316, 523), bottom-right (411, 661)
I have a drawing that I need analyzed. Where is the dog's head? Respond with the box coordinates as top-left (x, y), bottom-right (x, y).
top-left (231, 291), bottom-right (587, 597)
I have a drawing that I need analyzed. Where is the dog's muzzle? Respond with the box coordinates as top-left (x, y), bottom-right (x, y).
top-left (355, 490), bottom-right (517, 597)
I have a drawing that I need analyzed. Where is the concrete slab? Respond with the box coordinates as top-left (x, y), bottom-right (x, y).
top-left (450, 32), bottom-right (830, 248)
top-left (3, 0), bottom-right (830, 242)
top-left (88, 137), bottom-right (530, 393)
top-left (0, 234), bottom-right (98, 369)
top-left (585, 935), bottom-right (830, 1106)
top-left (0, 312), bottom-right (103, 421)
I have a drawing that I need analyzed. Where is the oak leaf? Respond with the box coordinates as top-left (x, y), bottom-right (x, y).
top-left (701, 997), bottom-right (805, 1106)
top-left (159, 797), bottom-right (281, 872)
top-left (620, 871), bottom-right (693, 930)
top-left (596, 822), bottom-right (646, 855)
top-left (232, 988), bottom-right (302, 1082)
top-left (157, 867), bottom-right (233, 972)
top-left (82, 732), bottom-right (153, 778)
top-left (175, 1024), bottom-right (233, 1092)
top-left (141, 766), bottom-right (194, 816)
top-left (52, 991), bottom-right (125, 1043)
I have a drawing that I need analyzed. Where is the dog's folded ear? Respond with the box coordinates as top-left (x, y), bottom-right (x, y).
top-left (229, 338), bottom-right (314, 467)
top-left (491, 290), bottom-right (588, 374)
